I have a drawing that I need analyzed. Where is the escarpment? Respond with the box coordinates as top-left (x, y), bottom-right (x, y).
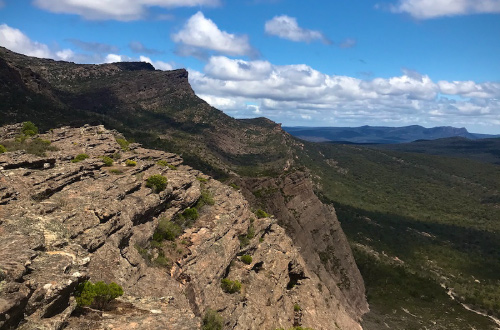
top-left (0, 125), bottom-right (364, 330)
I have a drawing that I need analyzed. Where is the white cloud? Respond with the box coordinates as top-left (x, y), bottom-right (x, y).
top-left (139, 55), bottom-right (173, 70)
top-left (204, 56), bottom-right (272, 81)
top-left (55, 49), bottom-right (75, 61)
top-left (172, 11), bottom-right (255, 56)
top-left (265, 15), bottom-right (329, 44)
top-left (189, 56), bottom-right (500, 129)
top-left (0, 24), bottom-right (52, 58)
top-left (33, 0), bottom-right (220, 21)
top-left (390, 0), bottom-right (500, 19)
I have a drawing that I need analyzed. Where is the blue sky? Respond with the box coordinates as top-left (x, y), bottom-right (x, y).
top-left (1, 0), bottom-right (499, 133)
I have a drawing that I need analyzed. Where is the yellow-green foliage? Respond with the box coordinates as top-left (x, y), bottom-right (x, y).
top-left (157, 160), bottom-right (177, 170)
top-left (125, 159), bottom-right (137, 166)
top-left (74, 281), bottom-right (123, 310)
top-left (71, 153), bottom-right (89, 163)
top-left (101, 156), bottom-right (113, 166)
top-left (255, 209), bottom-right (269, 219)
top-left (202, 309), bottom-right (223, 330)
top-left (0, 145), bottom-right (7, 153)
top-left (21, 121), bottom-right (38, 136)
top-left (146, 174), bottom-right (168, 193)
top-left (241, 255), bottom-right (252, 265)
top-left (115, 138), bottom-right (130, 151)
top-left (220, 278), bottom-right (241, 294)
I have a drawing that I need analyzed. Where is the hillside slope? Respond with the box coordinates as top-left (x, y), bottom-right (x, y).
top-left (0, 48), bottom-right (368, 328)
top-left (373, 136), bottom-right (500, 164)
top-left (0, 124), bottom-right (364, 330)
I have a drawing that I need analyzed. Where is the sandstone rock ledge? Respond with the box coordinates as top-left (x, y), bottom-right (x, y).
top-left (0, 125), bottom-right (363, 330)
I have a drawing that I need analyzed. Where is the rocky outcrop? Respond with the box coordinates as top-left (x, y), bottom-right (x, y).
top-left (238, 172), bottom-right (369, 322)
top-left (0, 125), bottom-right (364, 330)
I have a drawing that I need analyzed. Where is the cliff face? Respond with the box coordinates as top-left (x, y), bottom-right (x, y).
top-left (0, 125), bottom-right (364, 330)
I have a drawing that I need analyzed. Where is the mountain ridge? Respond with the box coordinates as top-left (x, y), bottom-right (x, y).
top-left (283, 125), bottom-right (498, 144)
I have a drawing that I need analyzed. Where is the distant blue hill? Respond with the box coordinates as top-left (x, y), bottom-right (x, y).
top-left (283, 125), bottom-right (499, 144)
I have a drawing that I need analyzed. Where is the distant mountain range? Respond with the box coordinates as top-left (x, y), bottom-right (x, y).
top-left (283, 125), bottom-right (499, 144)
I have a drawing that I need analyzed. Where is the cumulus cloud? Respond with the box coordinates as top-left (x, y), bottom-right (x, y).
top-left (0, 24), bottom-right (174, 70)
top-left (172, 11), bottom-right (255, 57)
top-left (32, 0), bottom-right (220, 21)
top-left (139, 55), bottom-right (173, 70)
top-left (189, 56), bottom-right (500, 128)
top-left (390, 0), bottom-right (500, 19)
top-left (0, 24), bottom-right (62, 59)
top-left (265, 15), bottom-right (330, 44)
top-left (204, 56), bottom-right (272, 81)
top-left (129, 41), bottom-right (162, 54)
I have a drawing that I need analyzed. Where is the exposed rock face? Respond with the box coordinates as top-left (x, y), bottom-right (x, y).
top-left (0, 125), bottom-right (364, 330)
top-left (239, 172), bottom-right (369, 322)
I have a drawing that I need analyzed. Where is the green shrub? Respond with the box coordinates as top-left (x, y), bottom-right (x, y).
top-left (202, 309), bottom-right (224, 330)
top-left (196, 190), bottom-right (215, 208)
top-left (241, 255), bottom-right (253, 265)
top-left (146, 174), bottom-right (168, 193)
top-left (255, 209), bottom-right (269, 219)
top-left (294, 303), bottom-right (301, 312)
top-left (154, 218), bottom-right (182, 241)
top-left (115, 138), bottom-right (130, 151)
top-left (109, 169), bottom-right (123, 175)
top-left (74, 281), bottom-right (123, 310)
top-left (125, 159), bottom-right (137, 166)
top-left (182, 207), bottom-right (198, 221)
top-left (153, 250), bottom-right (170, 267)
top-left (157, 160), bottom-right (176, 170)
top-left (111, 152), bottom-right (122, 160)
top-left (0, 145), bottom-right (6, 153)
top-left (72, 153), bottom-right (89, 163)
top-left (220, 278), bottom-right (241, 294)
top-left (21, 121), bottom-right (38, 136)
top-left (101, 156), bottom-right (113, 166)
top-left (229, 183), bottom-right (240, 190)
top-left (197, 177), bottom-right (208, 183)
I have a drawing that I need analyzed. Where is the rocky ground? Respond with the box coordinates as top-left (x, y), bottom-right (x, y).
top-left (0, 124), bottom-right (364, 330)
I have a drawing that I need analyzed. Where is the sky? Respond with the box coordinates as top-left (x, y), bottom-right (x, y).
top-left (0, 0), bottom-right (499, 133)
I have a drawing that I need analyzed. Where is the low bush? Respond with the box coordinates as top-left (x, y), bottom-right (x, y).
top-left (0, 144), bottom-right (6, 153)
top-left (115, 138), bottom-right (130, 151)
top-left (220, 278), bottom-right (241, 294)
top-left (109, 169), bottom-right (123, 175)
top-left (146, 174), bottom-right (168, 193)
top-left (74, 281), bottom-right (123, 310)
top-left (294, 303), bottom-right (301, 312)
top-left (125, 159), bottom-right (137, 166)
top-left (229, 183), bottom-right (240, 190)
top-left (241, 255), bottom-right (252, 265)
top-left (255, 209), bottom-right (269, 219)
top-left (202, 309), bottom-right (224, 330)
top-left (101, 156), bottom-right (113, 166)
top-left (157, 160), bottom-right (177, 170)
top-left (153, 218), bottom-right (182, 242)
top-left (21, 121), bottom-right (38, 136)
top-left (196, 190), bottom-right (215, 209)
top-left (182, 207), bottom-right (199, 221)
top-left (72, 153), bottom-right (89, 163)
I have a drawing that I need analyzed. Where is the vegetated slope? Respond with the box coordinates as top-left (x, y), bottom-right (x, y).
top-left (297, 141), bottom-right (500, 329)
top-left (373, 136), bottom-right (500, 165)
top-left (0, 46), bottom-right (294, 178)
top-left (0, 124), bottom-right (363, 330)
top-left (0, 48), bottom-right (368, 326)
top-left (283, 125), bottom-right (491, 144)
